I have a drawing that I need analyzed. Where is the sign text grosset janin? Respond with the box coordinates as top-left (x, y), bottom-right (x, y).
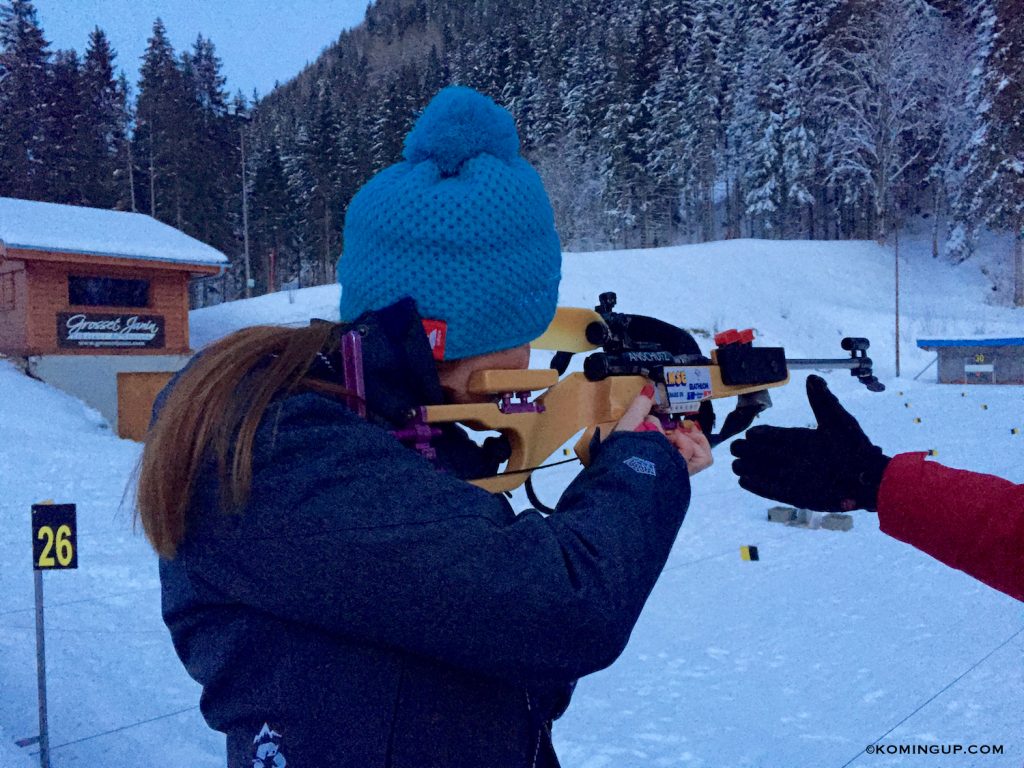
top-left (57, 312), bottom-right (165, 349)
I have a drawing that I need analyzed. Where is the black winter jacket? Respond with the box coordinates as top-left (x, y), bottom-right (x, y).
top-left (158, 299), bottom-right (692, 768)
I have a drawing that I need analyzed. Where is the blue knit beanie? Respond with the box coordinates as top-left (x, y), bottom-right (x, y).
top-left (337, 86), bottom-right (562, 360)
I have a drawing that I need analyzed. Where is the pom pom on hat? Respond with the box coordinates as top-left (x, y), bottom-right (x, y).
top-left (403, 86), bottom-right (520, 176)
top-left (338, 86), bottom-right (562, 360)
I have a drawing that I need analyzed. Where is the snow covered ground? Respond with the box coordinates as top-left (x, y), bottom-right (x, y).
top-left (1, 236), bottom-right (1021, 767)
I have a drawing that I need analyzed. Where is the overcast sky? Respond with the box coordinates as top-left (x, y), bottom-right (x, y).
top-left (35, 0), bottom-right (369, 100)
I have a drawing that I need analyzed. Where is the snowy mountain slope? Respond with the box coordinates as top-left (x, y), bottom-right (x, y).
top-left (1, 238), bottom-right (1021, 767)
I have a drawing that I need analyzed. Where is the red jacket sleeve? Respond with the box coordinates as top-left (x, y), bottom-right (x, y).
top-left (876, 452), bottom-right (1024, 602)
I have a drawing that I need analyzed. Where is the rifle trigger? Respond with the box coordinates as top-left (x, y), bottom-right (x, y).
top-left (551, 351), bottom-right (573, 376)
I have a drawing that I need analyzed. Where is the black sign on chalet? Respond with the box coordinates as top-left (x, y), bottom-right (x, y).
top-left (57, 312), bottom-right (165, 350)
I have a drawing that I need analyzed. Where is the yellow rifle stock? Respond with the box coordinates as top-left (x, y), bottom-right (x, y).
top-left (424, 302), bottom-right (797, 494)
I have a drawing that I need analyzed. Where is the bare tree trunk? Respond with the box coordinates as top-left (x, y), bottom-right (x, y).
top-left (323, 205), bottom-right (332, 285)
top-left (875, 176), bottom-right (888, 243)
top-left (639, 193), bottom-right (649, 249)
top-left (705, 191), bottom-right (714, 242)
top-left (175, 175), bottom-right (183, 230)
top-left (1014, 220), bottom-right (1024, 308)
top-left (126, 139), bottom-right (137, 212)
top-left (931, 183), bottom-right (941, 258)
top-left (148, 140), bottom-right (156, 218)
top-left (268, 245), bottom-right (277, 294)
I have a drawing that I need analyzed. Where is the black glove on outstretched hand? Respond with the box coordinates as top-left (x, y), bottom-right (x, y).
top-left (730, 375), bottom-right (891, 512)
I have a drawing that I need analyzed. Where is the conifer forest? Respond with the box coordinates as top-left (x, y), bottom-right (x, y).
top-left (0, 0), bottom-right (1021, 305)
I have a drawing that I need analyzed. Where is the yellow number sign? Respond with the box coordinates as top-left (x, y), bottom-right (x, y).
top-left (32, 504), bottom-right (77, 570)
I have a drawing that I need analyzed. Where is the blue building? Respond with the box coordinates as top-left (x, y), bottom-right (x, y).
top-left (916, 338), bottom-right (1024, 384)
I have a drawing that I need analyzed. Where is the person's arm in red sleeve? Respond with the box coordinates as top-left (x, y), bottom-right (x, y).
top-left (731, 375), bottom-right (1024, 603)
top-left (877, 453), bottom-right (1024, 602)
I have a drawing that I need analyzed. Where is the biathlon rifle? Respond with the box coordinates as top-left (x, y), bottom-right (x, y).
top-left (396, 292), bottom-right (884, 503)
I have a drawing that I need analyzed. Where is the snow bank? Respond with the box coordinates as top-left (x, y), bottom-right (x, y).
top-left (190, 283), bottom-right (339, 349)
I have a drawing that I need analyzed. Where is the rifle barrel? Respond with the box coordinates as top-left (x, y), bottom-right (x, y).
top-left (786, 358), bottom-right (861, 370)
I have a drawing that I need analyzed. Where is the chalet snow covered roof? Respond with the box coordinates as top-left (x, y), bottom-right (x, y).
top-left (0, 197), bottom-right (228, 268)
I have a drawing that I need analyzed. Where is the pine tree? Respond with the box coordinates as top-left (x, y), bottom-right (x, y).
top-left (0, 0), bottom-right (51, 199)
top-left (645, 43), bottom-right (687, 238)
top-left (134, 18), bottom-right (181, 219)
top-left (303, 82), bottom-right (342, 284)
top-left (600, 0), bottom-right (668, 247)
top-left (740, 1), bottom-right (787, 236)
top-left (779, 0), bottom-right (834, 236)
top-left (961, 0), bottom-right (1024, 302)
top-left (520, 6), bottom-right (566, 149)
top-left (250, 138), bottom-right (294, 293)
top-left (186, 34), bottom-right (235, 249)
top-left (923, 11), bottom-right (972, 256)
top-left (679, 9), bottom-right (721, 241)
top-left (369, 64), bottom-right (419, 172)
top-left (824, 0), bottom-right (943, 239)
top-left (119, 72), bottom-right (137, 211)
top-left (422, 44), bottom-right (446, 99)
top-left (563, 0), bottom-right (616, 149)
top-left (989, 0), bottom-right (1024, 304)
top-left (945, 0), bottom-right (995, 260)
top-left (745, 78), bottom-right (786, 236)
top-left (45, 49), bottom-right (87, 204)
top-left (717, 0), bottom-right (753, 238)
top-left (80, 27), bottom-right (128, 208)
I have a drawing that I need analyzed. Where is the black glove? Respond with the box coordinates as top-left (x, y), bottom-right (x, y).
top-left (730, 375), bottom-right (891, 512)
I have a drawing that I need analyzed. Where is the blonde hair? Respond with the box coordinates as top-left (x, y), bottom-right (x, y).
top-left (135, 323), bottom-right (353, 558)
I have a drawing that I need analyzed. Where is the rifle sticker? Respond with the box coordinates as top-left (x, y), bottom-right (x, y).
top-left (664, 366), bottom-right (713, 414)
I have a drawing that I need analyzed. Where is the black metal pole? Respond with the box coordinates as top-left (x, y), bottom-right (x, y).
top-left (241, 125), bottom-right (252, 299)
top-left (785, 358), bottom-right (861, 370)
top-left (895, 229), bottom-right (902, 377)
top-left (33, 570), bottom-right (50, 768)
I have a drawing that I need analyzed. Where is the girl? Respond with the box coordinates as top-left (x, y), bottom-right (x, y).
top-left (137, 87), bottom-right (711, 768)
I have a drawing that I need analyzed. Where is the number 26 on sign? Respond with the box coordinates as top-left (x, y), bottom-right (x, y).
top-left (32, 504), bottom-right (77, 570)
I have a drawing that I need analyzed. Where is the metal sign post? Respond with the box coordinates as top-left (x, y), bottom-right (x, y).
top-left (17, 502), bottom-right (78, 768)
top-left (33, 568), bottom-right (50, 768)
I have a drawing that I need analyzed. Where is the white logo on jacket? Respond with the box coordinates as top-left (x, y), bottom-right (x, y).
top-left (252, 723), bottom-right (286, 768)
top-left (624, 457), bottom-right (657, 476)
